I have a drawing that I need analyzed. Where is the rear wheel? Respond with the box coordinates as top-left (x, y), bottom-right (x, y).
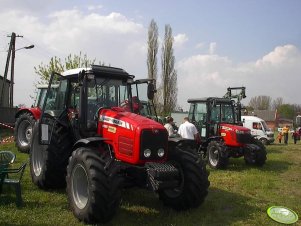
top-left (207, 141), bottom-right (228, 169)
top-left (66, 147), bottom-right (121, 224)
top-left (14, 112), bottom-right (36, 153)
top-left (158, 146), bottom-right (209, 210)
top-left (30, 116), bottom-right (73, 189)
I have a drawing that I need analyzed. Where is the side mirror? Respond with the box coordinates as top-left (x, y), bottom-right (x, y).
top-left (147, 83), bottom-right (156, 100)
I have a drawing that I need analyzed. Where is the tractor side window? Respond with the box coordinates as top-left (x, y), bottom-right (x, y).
top-left (44, 87), bottom-right (58, 111)
top-left (189, 103), bottom-right (207, 137)
top-left (38, 89), bottom-right (47, 109)
top-left (55, 80), bottom-right (68, 112)
top-left (194, 103), bottom-right (207, 124)
top-left (210, 104), bottom-right (220, 122)
top-left (34, 88), bottom-right (41, 107)
top-left (70, 83), bottom-right (80, 109)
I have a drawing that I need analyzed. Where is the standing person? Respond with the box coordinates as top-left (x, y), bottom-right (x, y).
top-left (282, 125), bottom-right (289, 145)
top-left (178, 117), bottom-right (200, 143)
top-left (164, 116), bottom-right (175, 137)
top-left (277, 131), bottom-right (283, 144)
top-left (292, 129), bottom-right (298, 144)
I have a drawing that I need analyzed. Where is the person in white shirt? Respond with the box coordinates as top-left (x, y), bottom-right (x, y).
top-left (164, 116), bottom-right (175, 137)
top-left (178, 117), bottom-right (200, 142)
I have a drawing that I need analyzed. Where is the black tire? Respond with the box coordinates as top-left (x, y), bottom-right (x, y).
top-left (244, 139), bottom-right (267, 166)
top-left (14, 112), bottom-right (36, 153)
top-left (66, 147), bottom-right (121, 224)
top-left (207, 141), bottom-right (229, 169)
top-left (30, 116), bottom-right (73, 189)
top-left (259, 138), bottom-right (268, 145)
top-left (158, 146), bottom-right (209, 210)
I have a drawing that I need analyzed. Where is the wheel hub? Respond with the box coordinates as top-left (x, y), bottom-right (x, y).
top-left (209, 147), bottom-right (219, 166)
top-left (72, 164), bottom-right (89, 209)
top-left (18, 120), bottom-right (32, 147)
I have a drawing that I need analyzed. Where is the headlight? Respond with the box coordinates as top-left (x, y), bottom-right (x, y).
top-left (144, 149), bottom-right (151, 158)
top-left (157, 148), bottom-right (165, 157)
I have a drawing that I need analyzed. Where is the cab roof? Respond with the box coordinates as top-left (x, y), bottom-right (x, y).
top-left (61, 65), bottom-right (134, 80)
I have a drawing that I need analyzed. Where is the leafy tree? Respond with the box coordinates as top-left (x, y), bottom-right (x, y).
top-left (272, 97), bottom-right (284, 110)
top-left (248, 95), bottom-right (271, 110)
top-left (278, 104), bottom-right (295, 119)
top-left (147, 19), bottom-right (159, 82)
top-left (34, 52), bottom-right (100, 84)
top-left (147, 19), bottom-right (159, 108)
top-left (161, 24), bottom-right (178, 115)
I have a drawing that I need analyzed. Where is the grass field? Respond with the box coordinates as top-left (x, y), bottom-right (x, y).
top-left (0, 131), bottom-right (300, 226)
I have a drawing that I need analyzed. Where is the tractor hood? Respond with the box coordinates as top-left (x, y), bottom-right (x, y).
top-left (220, 123), bottom-right (251, 134)
top-left (98, 107), bottom-right (164, 132)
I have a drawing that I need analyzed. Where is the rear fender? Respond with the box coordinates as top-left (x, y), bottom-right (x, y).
top-left (168, 137), bottom-right (196, 149)
top-left (15, 108), bottom-right (41, 120)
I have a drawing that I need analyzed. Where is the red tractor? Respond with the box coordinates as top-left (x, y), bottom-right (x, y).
top-left (30, 65), bottom-right (209, 224)
top-left (14, 84), bottom-right (58, 153)
top-left (188, 97), bottom-right (267, 169)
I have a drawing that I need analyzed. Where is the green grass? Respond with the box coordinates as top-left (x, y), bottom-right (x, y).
top-left (0, 134), bottom-right (300, 226)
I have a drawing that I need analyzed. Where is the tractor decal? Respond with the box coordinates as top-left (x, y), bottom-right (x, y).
top-left (221, 126), bottom-right (233, 131)
top-left (99, 115), bottom-right (133, 131)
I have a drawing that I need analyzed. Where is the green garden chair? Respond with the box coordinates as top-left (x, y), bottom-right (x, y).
top-left (0, 150), bottom-right (27, 206)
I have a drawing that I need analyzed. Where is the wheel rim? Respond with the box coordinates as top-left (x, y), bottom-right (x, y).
top-left (260, 139), bottom-right (267, 145)
top-left (209, 146), bottom-right (219, 167)
top-left (72, 163), bottom-right (89, 209)
top-left (162, 162), bottom-right (184, 198)
top-left (18, 120), bottom-right (32, 147)
top-left (32, 133), bottom-right (44, 177)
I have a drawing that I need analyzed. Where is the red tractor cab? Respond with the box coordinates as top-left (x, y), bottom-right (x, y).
top-left (188, 97), bottom-right (267, 169)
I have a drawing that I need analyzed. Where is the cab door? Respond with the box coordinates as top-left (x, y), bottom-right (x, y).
top-left (39, 72), bottom-right (67, 145)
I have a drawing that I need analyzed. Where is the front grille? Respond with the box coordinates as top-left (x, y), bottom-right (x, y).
top-left (119, 136), bottom-right (133, 156)
top-left (140, 129), bottom-right (168, 160)
top-left (237, 133), bottom-right (252, 144)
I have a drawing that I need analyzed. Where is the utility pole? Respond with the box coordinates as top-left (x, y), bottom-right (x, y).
top-left (0, 32), bottom-right (23, 107)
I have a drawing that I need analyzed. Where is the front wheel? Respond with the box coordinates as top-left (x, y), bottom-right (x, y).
top-left (158, 146), bottom-right (209, 210)
top-left (207, 141), bottom-right (228, 169)
top-left (244, 139), bottom-right (267, 166)
top-left (259, 138), bottom-right (268, 145)
top-left (66, 147), bottom-right (121, 224)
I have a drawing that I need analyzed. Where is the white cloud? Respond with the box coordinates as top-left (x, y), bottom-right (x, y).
top-left (177, 44), bottom-right (301, 110)
top-left (195, 42), bottom-right (205, 49)
top-left (174, 33), bottom-right (188, 48)
top-left (0, 8), bottom-right (147, 106)
top-left (1, 5), bottom-right (300, 113)
top-left (209, 42), bottom-right (217, 55)
top-left (87, 5), bottom-right (103, 11)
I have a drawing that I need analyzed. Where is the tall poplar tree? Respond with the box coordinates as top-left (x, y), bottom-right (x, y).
top-left (147, 19), bottom-right (159, 108)
top-left (161, 24), bottom-right (178, 115)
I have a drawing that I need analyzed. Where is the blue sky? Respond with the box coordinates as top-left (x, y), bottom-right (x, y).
top-left (0, 0), bottom-right (300, 110)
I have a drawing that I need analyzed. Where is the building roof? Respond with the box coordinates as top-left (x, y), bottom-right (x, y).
top-left (248, 110), bottom-right (275, 121)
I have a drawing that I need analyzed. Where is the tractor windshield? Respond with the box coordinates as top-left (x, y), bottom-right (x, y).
top-left (211, 103), bottom-right (235, 124)
top-left (87, 77), bottom-right (128, 108)
top-left (86, 78), bottom-right (130, 120)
